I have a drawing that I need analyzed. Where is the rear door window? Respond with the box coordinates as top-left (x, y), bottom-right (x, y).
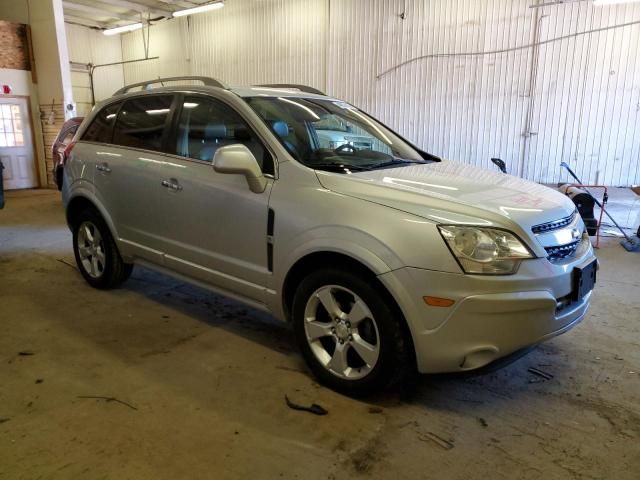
top-left (113, 95), bottom-right (174, 152)
top-left (82, 103), bottom-right (120, 143)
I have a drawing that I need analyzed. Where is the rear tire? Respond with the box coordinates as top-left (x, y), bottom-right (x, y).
top-left (292, 268), bottom-right (412, 397)
top-left (72, 208), bottom-right (133, 289)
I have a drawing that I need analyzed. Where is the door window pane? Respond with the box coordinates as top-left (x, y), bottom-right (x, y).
top-left (82, 103), bottom-right (120, 143)
top-left (113, 96), bottom-right (173, 152)
top-left (174, 96), bottom-right (273, 174)
top-left (12, 106), bottom-right (22, 132)
top-left (0, 103), bottom-right (25, 147)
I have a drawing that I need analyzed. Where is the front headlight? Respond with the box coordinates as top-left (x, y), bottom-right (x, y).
top-left (438, 226), bottom-right (534, 275)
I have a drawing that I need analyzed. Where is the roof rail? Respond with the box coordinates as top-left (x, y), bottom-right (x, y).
top-left (255, 84), bottom-right (326, 96)
top-left (114, 76), bottom-right (227, 96)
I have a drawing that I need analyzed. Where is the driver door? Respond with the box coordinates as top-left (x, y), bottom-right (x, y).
top-left (157, 94), bottom-right (275, 303)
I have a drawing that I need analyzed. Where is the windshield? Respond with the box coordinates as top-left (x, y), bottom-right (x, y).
top-left (245, 96), bottom-right (435, 173)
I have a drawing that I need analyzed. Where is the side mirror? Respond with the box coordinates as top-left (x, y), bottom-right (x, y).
top-left (213, 144), bottom-right (267, 194)
top-left (491, 157), bottom-right (507, 174)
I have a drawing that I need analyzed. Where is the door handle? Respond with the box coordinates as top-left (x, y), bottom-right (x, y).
top-left (161, 179), bottom-right (183, 191)
top-left (96, 162), bottom-right (111, 173)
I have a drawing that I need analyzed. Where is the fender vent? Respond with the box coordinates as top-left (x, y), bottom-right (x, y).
top-left (267, 208), bottom-right (275, 272)
top-left (267, 208), bottom-right (275, 236)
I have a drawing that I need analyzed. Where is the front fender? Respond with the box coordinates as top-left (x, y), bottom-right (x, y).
top-left (265, 225), bottom-right (407, 320)
top-left (279, 224), bottom-right (402, 278)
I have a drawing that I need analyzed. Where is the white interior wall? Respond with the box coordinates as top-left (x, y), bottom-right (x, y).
top-left (114, 0), bottom-right (640, 186)
top-left (65, 24), bottom-right (124, 115)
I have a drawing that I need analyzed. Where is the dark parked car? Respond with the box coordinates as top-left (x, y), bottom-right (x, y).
top-left (52, 117), bottom-right (83, 190)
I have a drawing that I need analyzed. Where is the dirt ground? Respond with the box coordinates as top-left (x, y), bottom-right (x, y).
top-left (1, 189), bottom-right (639, 480)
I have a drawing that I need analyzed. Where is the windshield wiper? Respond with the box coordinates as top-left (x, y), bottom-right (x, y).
top-left (365, 159), bottom-right (429, 170)
top-left (306, 163), bottom-right (373, 173)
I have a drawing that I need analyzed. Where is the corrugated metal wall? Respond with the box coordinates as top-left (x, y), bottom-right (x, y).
top-left (66, 24), bottom-right (124, 116)
top-left (117, 0), bottom-right (640, 186)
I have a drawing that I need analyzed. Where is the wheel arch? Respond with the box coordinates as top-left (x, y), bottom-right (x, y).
top-left (65, 193), bottom-right (119, 245)
top-left (282, 250), bottom-right (418, 371)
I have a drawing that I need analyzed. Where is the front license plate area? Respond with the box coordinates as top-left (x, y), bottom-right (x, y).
top-left (572, 260), bottom-right (597, 301)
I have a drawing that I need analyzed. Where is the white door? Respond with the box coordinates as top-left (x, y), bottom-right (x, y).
top-left (0, 98), bottom-right (36, 190)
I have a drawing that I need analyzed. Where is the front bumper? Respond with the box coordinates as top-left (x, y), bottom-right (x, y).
top-left (378, 251), bottom-right (596, 374)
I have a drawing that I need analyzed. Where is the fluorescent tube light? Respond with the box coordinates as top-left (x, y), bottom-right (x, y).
top-left (145, 109), bottom-right (171, 115)
top-left (277, 97), bottom-right (320, 120)
top-left (103, 23), bottom-right (143, 36)
top-left (173, 1), bottom-right (224, 17)
top-left (593, 0), bottom-right (640, 5)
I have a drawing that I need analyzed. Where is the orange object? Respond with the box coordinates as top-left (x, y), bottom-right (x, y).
top-left (423, 296), bottom-right (455, 307)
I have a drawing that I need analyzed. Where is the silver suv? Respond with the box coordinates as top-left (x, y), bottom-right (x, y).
top-left (63, 77), bottom-right (597, 395)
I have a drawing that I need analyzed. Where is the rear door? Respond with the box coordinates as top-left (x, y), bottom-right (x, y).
top-left (88, 94), bottom-right (176, 264)
top-left (107, 94), bottom-right (177, 262)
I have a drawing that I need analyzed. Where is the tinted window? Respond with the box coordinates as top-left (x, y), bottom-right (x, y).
top-left (246, 97), bottom-right (427, 174)
top-left (113, 95), bottom-right (173, 152)
top-left (174, 96), bottom-right (273, 175)
top-left (82, 103), bottom-right (120, 143)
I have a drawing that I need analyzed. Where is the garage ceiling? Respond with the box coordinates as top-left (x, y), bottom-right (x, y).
top-left (63, 0), bottom-right (214, 29)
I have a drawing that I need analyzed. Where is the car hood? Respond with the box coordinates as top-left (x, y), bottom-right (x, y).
top-left (315, 160), bottom-right (576, 231)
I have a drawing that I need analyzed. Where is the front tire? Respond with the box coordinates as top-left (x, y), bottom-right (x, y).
top-left (292, 268), bottom-right (412, 396)
top-left (72, 208), bottom-right (133, 289)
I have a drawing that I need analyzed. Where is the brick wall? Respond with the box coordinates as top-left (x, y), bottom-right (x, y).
top-left (0, 21), bottom-right (30, 70)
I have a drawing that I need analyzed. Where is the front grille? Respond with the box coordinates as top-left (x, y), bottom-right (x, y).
top-left (532, 211), bottom-right (577, 235)
top-left (545, 240), bottom-right (580, 260)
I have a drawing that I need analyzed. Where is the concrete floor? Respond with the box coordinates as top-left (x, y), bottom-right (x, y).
top-left (1, 189), bottom-right (639, 480)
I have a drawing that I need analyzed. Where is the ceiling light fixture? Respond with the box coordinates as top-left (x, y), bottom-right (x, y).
top-left (593, 0), bottom-right (640, 5)
top-left (103, 23), bottom-right (143, 36)
top-left (173, 1), bottom-right (224, 17)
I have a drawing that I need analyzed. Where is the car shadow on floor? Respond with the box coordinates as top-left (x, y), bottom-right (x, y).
top-left (124, 266), bottom-right (566, 407)
top-left (43, 255), bottom-right (571, 412)
top-left (123, 265), bottom-right (309, 367)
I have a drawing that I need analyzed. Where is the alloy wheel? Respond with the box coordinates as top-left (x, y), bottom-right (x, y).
top-left (77, 220), bottom-right (106, 278)
top-left (303, 285), bottom-right (380, 380)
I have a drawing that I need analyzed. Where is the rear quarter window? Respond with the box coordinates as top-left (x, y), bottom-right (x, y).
top-left (82, 103), bottom-right (120, 143)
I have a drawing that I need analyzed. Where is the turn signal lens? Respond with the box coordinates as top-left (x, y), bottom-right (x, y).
top-left (423, 296), bottom-right (455, 307)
